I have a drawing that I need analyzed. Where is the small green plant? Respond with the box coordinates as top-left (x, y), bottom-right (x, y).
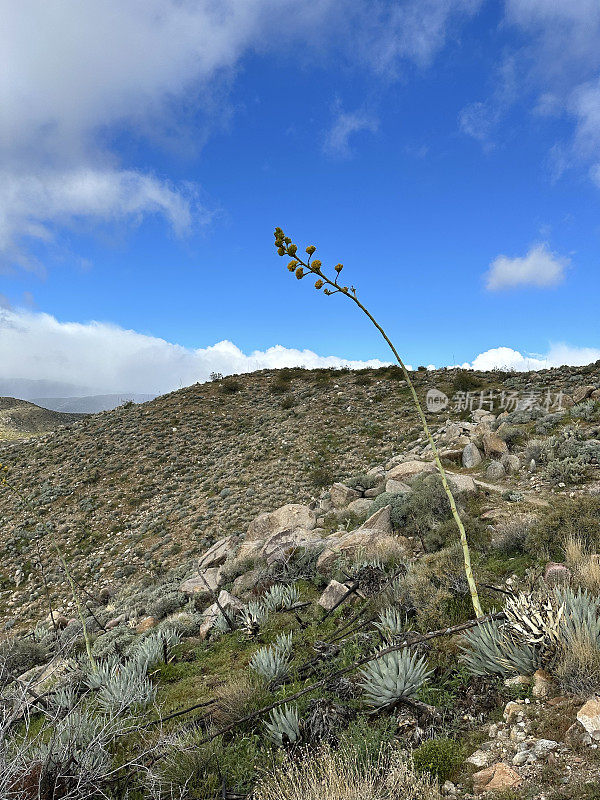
top-left (264, 703), bottom-right (301, 746)
top-left (358, 648), bottom-right (432, 709)
top-left (374, 607), bottom-right (406, 641)
top-left (249, 643), bottom-right (290, 683)
top-left (412, 737), bottom-right (464, 781)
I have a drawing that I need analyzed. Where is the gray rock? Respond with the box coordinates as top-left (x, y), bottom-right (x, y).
top-left (462, 443), bottom-right (482, 469)
top-left (483, 431), bottom-right (509, 459)
top-left (318, 579), bottom-right (353, 611)
top-left (330, 483), bottom-right (361, 509)
top-left (247, 504), bottom-right (316, 540)
top-left (198, 536), bottom-right (235, 570)
top-left (502, 454), bottom-right (521, 474)
top-left (486, 461), bottom-right (506, 480)
top-left (180, 566), bottom-right (222, 597)
top-left (385, 478), bottom-right (412, 494)
top-left (347, 498), bottom-right (374, 516)
top-left (386, 460), bottom-right (436, 481)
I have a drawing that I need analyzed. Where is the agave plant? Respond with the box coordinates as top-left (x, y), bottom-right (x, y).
top-left (274, 631), bottom-right (293, 658)
top-left (263, 584), bottom-right (300, 612)
top-left (358, 648), bottom-right (432, 709)
top-left (264, 703), bottom-right (301, 746)
top-left (133, 628), bottom-right (181, 672)
top-left (249, 644), bottom-right (290, 683)
top-left (94, 660), bottom-right (156, 711)
top-left (460, 618), bottom-right (539, 677)
top-left (555, 586), bottom-right (600, 646)
top-left (374, 607), bottom-right (406, 642)
top-left (504, 591), bottom-right (563, 655)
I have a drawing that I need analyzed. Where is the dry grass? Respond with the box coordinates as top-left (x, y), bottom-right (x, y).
top-left (556, 633), bottom-right (600, 697)
top-left (564, 535), bottom-right (600, 594)
top-left (254, 745), bottom-right (440, 800)
top-left (209, 673), bottom-right (270, 729)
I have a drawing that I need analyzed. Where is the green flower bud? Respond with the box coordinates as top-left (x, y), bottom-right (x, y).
top-left (335, 263), bottom-right (343, 272)
top-left (311, 259), bottom-right (322, 270)
top-left (288, 261), bottom-right (298, 272)
top-left (288, 244), bottom-right (297, 256)
top-left (277, 247), bottom-right (286, 256)
top-left (306, 245), bottom-right (316, 255)
top-left (314, 279), bottom-right (324, 289)
top-left (295, 267), bottom-right (304, 279)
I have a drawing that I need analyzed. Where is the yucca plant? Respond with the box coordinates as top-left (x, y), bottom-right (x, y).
top-left (249, 644), bottom-right (290, 683)
top-left (264, 703), bottom-right (301, 746)
top-left (273, 228), bottom-right (482, 617)
top-left (358, 648), bottom-right (432, 709)
top-left (374, 607), bottom-right (407, 642)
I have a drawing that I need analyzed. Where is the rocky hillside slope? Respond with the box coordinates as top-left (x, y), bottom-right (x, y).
top-left (0, 362), bottom-right (599, 628)
top-left (0, 397), bottom-right (84, 441)
top-left (2, 362), bottom-right (600, 799)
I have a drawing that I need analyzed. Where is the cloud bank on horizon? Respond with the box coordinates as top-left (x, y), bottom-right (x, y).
top-left (0, 309), bottom-right (597, 398)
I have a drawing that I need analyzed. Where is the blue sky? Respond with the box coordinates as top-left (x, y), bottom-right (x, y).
top-left (1, 0), bottom-right (599, 395)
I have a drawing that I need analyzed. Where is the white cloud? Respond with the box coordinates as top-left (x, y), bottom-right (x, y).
top-left (0, 169), bottom-right (200, 272)
top-left (465, 343), bottom-right (600, 371)
top-left (0, 308), bottom-right (387, 395)
top-left (323, 108), bottom-right (379, 159)
top-left (1, 1), bottom-right (484, 267)
top-left (485, 243), bottom-right (569, 290)
top-left (465, 1), bottom-right (600, 185)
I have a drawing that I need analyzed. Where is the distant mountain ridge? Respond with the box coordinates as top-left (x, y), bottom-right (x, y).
top-left (32, 394), bottom-right (156, 414)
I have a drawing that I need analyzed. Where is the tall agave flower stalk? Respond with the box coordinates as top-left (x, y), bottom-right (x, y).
top-left (273, 228), bottom-right (483, 617)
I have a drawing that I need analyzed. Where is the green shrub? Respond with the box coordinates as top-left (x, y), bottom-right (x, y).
top-left (526, 496), bottom-right (600, 560)
top-left (452, 370), bottom-right (483, 393)
top-left (280, 395), bottom-right (296, 409)
top-left (221, 378), bottom-right (242, 393)
top-left (412, 737), bottom-right (464, 781)
top-left (0, 638), bottom-right (48, 678)
top-left (147, 591), bottom-right (186, 620)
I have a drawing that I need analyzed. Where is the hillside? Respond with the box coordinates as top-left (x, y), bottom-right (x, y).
top-left (0, 397), bottom-right (84, 441)
top-left (2, 363), bottom-right (600, 799)
top-left (0, 363), bottom-right (599, 627)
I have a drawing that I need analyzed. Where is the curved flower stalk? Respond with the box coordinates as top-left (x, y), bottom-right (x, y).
top-left (273, 228), bottom-right (482, 617)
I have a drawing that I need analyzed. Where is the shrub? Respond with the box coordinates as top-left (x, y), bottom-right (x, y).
top-left (0, 638), bottom-right (48, 678)
top-left (497, 424), bottom-right (525, 447)
top-left (526, 496), bottom-right (600, 560)
top-left (359, 648), bottom-right (432, 709)
top-left (211, 674), bottom-right (271, 729)
top-left (571, 400), bottom-right (599, 421)
top-left (452, 371), bottom-right (483, 393)
top-left (221, 378), bottom-right (242, 393)
top-left (147, 591), bottom-right (186, 620)
top-left (491, 517), bottom-right (535, 556)
top-left (281, 395), bottom-right (296, 409)
top-left (402, 545), bottom-right (475, 629)
top-left (254, 744), bottom-right (441, 800)
top-left (412, 737), bottom-right (463, 781)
